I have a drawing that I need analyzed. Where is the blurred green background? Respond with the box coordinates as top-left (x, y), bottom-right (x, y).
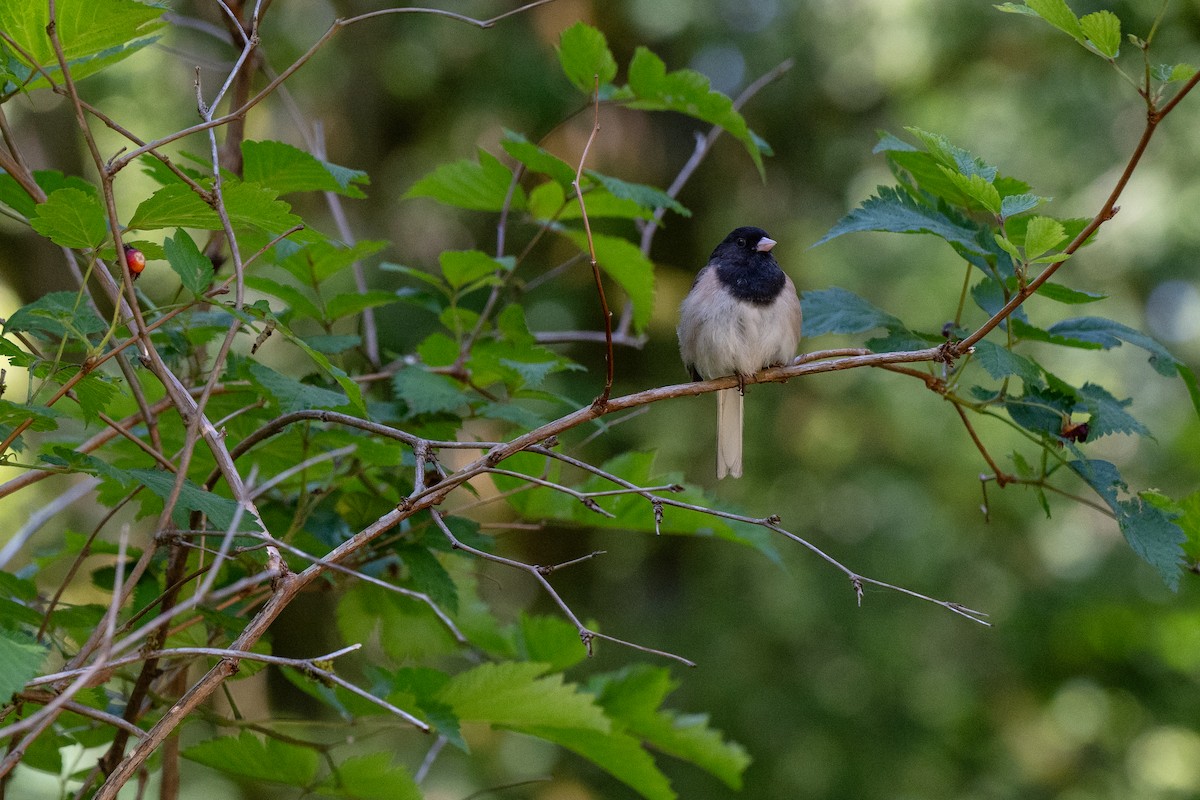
top-left (2, 1), bottom-right (1199, 798)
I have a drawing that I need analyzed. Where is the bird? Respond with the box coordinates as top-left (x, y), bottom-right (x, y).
top-left (677, 226), bottom-right (802, 479)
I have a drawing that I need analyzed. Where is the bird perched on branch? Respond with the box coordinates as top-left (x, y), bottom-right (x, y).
top-left (678, 226), bottom-right (802, 479)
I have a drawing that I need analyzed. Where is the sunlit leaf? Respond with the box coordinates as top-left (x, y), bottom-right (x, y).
top-left (242, 139), bottom-right (368, 198)
top-left (815, 186), bottom-right (987, 254)
top-left (183, 731), bottom-right (318, 786)
top-left (1080, 10), bottom-right (1121, 58)
top-left (404, 148), bottom-right (525, 212)
top-left (30, 188), bottom-right (107, 249)
top-left (557, 22), bottom-right (618, 94)
top-left (163, 228), bottom-right (213, 295)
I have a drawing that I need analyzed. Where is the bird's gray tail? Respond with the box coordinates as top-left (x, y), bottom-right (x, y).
top-left (716, 388), bottom-right (743, 479)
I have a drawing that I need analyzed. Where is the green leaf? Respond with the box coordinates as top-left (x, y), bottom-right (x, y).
top-left (324, 290), bottom-right (397, 321)
top-left (30, 188), bottom-right (107, 249)
top-left (222, 180), bottom-right (305, 235)
top-left (404, 148), bottom-right (525, 212)
top-left (437, 661), bottom-right (610, 732)
top-left (0, 0), bottom-right (164, 94)
top-left (439, 250), bottom-right (514, 291)
top-left (0, 398), bottom-right (62, 433)
top-left (1034, 282), bottom-right (1105, 304)
top-left (1023, 0), bottom-right (1085, 42)
top-left (1078, 382), bottom-right (1149, 439)
top-left (242, 139), bottom-right (368, 198)
top-left (942, 168), bottom-right (1001, 214)
top-left (243, 275), bottom-right (324, 322)
top-left (972, 340), bottom-right (1043, 386)
top-left (314, 753), bottom-right (421, 800)
top-left (815, 185), bottom-right (986, 254)
top-left (517, 614), bottom-right (588, 672)
top-left (594, 666), bottom-right (751, 790)
top-left (247, 361), bottom-right (350, 414)
top-left (279, 240), bottom-right (387, 285)
top-left (800, 287), bottom-right (902, 337)
top-left (625, 46), bottom-right (764, 176)
top-left (72, 372), bottom-right (119, 423)
top-left (0, 629), bottom-right (47, 700)
top-left (127, 184), bottom-right (220, 231)
top-left (501, 129), bottom-right (577, 187)
top-left (1023, 216), bottom-right (1066, 259)
top-left (4, 291), bottom-right (106, 339)
top-left (128, 469), bottom-right (257, 532)
top-left (163, 229), bottom-right (213, 294)
top-left (1042, 317), bottom-right (1181, 376)
top-left (1118, 497), bottom-right (1186, 591)
top-left (557, 22), bottom-right (618, 94)
top-left (564, 231), bottom-right (656, 333)
top-left (530, 725), bottom-right (675, 800)
top-left (1068, 459), bottom-right (1186, 590)
top-left (1080, 10), bottom-right (1121, 58)
top-left (586, 172), bottom-right (690, 218)
top-left (1000, 193), bottom-right (1044, 218)
top-left (392, 368), bottom-right (465, 416)
top-left (183, 730), bottom-right (319, 787)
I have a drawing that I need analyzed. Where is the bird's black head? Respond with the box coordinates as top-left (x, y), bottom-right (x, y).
top-left (710, 226), bottom-right (785, 305)
top-left (710, 226), bottom-right (776, 262)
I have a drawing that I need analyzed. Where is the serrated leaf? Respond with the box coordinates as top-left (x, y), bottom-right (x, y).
top-left (972, 340), bottom-right (1043, 385)
top-left (800, 287), bottom-right (902, 337)
top-left (314, 753), bottom-right (421, 800)
top-left (127, 183), bottom-right (220, 230)
top-left (243, 275), bottom-right (324, 321)
top-left (438, 662), bottom-right (609, 732)
top-left (392, 368), bottom-right (465, 416)
top-left (163, 228), bottom-right (213, 295)
top-left (1024, 0), bottom-right (1085, 42)
top-left (942, 167), bottom-right (1000, 214)
top-left (72, 372), bottom-right (119, 423)
top-left (0, 630), bottom-right (48, 700)
top-left (279, 240), bottom-right (388, 285)
top-left (183, 731), bottom-right (319, 786)
top-left (501, 129), bottom-right (577, 187)
top-left (1034, 282), bottom-right (1105, 304)
top-left (593, 665), bottom-right (750, 789)
top-left (325, 290), bottom-right (398, 321)
top-left (815, 185), bottom-right (987, 254)
top-left (1117, 497), bottom-right (1186, 591)
top-left (529, 725), bottom-right (675, 800)
top-left (1043, 317), bottom-right (1181, 376)
top-left (129, 469), bottom-right (258, 532)
top-left (439, 250), bottom-right (513, 291)
top-left (1005, 384), bottom-right (1073, 437)
top-left (242, 139), bottom-right (368, 198)
top-left (30, 188), bottom-right (107, 249)
top-left (1000, 193), bottom-right (1044, 218)
top-left (518, 614), bottom-right (589, 672)
top-left (0, 0), bottom-right (164, 94)
top-left (586, 172), bottom-right (690, 217)
top-left (1022, 216), bottom-right (1066, 259)
top-left (557, 22), bottom-right (618, 94)
top-left (0, 398), bottom-right (62, 433)
top-left (4, 291), bottom-right (106, 339)
top-left (247, 361), bottom-right (349, 414)
top-left (404, 149), bottom-right (524, 212)
top-left (1078, 382), bottom-right (1149, 439)
top-left (564, 232), bottom-right (656, 333)
top-left (625, 46), bottom-right (764, 176)
top-left (1080, 10), bottom-right (1121, 58)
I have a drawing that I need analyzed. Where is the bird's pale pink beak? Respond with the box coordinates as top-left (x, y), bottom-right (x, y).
top-left (756, 237), bottom-right (777, 253)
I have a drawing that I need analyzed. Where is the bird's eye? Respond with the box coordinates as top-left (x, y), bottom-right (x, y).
top-left (736, 238), bottom-right (746, 247)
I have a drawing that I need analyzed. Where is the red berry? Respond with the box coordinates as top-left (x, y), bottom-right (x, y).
top-left (123, 244), bottom-right (146, 278)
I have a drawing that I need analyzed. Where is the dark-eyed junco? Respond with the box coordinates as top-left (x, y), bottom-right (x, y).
top-left (677, 226), bottom-right (802, 479)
